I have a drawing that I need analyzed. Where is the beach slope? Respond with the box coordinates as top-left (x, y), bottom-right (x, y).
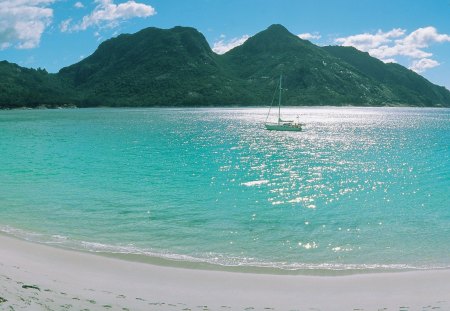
top-left (0, 234), bottom-right (449, 311)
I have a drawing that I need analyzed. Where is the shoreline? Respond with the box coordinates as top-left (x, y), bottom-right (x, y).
top-left (2, 226), bottom-right (446, 276)
top-left (2, 105), bottom-right (450, 110)
top-left (1, 233), bottom-right (449, 310)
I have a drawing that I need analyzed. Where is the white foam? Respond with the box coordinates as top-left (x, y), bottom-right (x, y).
top-left (240, 180), bottom-right (269, 187)
top-left (1, 224), bottom-right (449, 273)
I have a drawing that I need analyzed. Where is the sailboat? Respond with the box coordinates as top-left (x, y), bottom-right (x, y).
top-left (264, 75), bottom-right (303, 131)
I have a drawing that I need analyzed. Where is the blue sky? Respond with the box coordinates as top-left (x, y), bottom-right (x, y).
top-left (1, 0), bottom-right (450, 89)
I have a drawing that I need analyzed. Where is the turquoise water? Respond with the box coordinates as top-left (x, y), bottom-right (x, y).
top-left (1, 107), bottom-right (449, 272)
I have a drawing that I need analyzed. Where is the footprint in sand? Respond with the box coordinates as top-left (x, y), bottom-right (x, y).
top-left (60, 304), bottom-right (72, 309)
top-left (22, 285), bottom-right (40, 291)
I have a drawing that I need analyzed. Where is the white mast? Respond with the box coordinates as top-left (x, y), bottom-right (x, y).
top-left (278, 74), bottom-right (282, 123)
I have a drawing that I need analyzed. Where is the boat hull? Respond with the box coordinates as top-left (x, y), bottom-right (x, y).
top-left (265, 123), bottom-right (302, 131)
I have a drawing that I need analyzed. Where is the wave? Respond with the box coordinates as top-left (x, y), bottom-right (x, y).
top-left (240, 179), bottom-right (269, 187)
top-left (1, 224), bottom-right (449, 274)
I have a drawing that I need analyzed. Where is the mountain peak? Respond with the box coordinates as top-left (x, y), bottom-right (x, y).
top-left (266, 24), bottom-right (290, 33)
top-left (223, 23), bottom-right (316, 57)
top-left (259, 24), bottom-right (296, 40)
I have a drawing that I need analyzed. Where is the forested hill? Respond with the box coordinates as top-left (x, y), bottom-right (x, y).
top-left (1, 24), bottom-right (450, 108)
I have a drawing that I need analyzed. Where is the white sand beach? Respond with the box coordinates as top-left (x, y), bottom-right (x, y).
top-left (1, 233), bottom-right (449, 311)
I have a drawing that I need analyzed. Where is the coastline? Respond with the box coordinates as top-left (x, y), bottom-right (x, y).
top-left (2, 105), bottom-right (450, 110)
top-left (1, 233), bottom-right (449, 311)
top-left (1, 224), bottom-right (445, 276)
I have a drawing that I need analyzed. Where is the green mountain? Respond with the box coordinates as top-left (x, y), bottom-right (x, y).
top-left (59, 26), bottom-right (251, 106)
top-left (0, 61), bottom-right (76, 108)
top-left (223, 24), bottom-right (397, 105)
top-left (1, 24), bottom-right (449, 108)
top-left (322, 45), bottom-right (450, 106)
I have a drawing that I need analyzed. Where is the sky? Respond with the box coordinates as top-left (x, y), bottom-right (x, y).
top-left (1, 0), bottom-right (450, 89)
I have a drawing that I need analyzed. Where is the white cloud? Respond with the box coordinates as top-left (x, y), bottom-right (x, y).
top-left (335, 26), bottom-right (450, 72)
top-left (65, 0), bottom-right (156, 32)
top-left (0, 0), bottom-right (54, 49)
top-left (74, 1), bottom-right (84, 8)
top-left (59, 18), bottom-right (72, 32)
top-left (298, 33), bottom-right (321, 40)
top-left (380, 58), bottom-right (397, 64)
top-left (409, 58), bottom-right (440, 73)
top-left (401, 26), bottom-right (450, 47)
top-left (212, 34), bottom-right (250, 54)
top-left (335, 28), bottom-right (405, 53)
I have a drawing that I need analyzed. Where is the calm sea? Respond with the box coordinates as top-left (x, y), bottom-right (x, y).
top-left (1, 107), bottom-right (449, 273)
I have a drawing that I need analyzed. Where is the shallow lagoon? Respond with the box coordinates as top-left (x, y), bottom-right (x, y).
top-left (1, 107), bottom-right (449, 272)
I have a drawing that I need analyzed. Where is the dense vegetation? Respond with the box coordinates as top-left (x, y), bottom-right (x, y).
top-left (1, 24), bottom-right (449, 108)
top-left (0, 61), bottom-right (77, 108)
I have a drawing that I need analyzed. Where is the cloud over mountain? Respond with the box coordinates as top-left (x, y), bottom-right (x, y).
top-left (335, 26), bottom-right (450, 73)
top-left (60, 0), bottom-right (156, 32)
top-left (409, 58), bottom-right (440, 73)
top-left (212, 34), bottom-right (250, 54)
top-left (298, 33), bottom-right (321, 40)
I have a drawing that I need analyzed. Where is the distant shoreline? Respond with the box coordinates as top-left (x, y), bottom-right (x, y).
top-left (1, 103), bottom-right (449, 110)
